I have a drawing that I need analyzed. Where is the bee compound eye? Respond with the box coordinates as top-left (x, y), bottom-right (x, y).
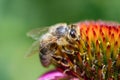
top-left (70, 29), bottom-right (76, 38)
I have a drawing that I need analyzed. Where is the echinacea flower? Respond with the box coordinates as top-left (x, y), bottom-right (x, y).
top-left (28, 21), bottom-right (120, 80)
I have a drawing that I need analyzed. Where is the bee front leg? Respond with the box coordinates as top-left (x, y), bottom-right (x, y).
top-left (61, 47), bottom-right (78, 73)
top-left (52, 55), bottom-right (73, 72)
top-left (52, 55), bottom-right (70, 67)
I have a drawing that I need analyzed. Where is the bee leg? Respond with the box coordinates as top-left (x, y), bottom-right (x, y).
top-left (61, 46), bottom-right (74, 55)
top-left (73, 59), bottom-right (77, 72)
top-left (63, 67), bottom-right (71, 74)
top-left (52, 55), bottom-right (71, 67)
top-left (62, 58), bottom-right (74, 74)
top-left (52, 55), bottom-right (73, 73)
top-left (63, 60), bottom-right (77, 73)
top-left (51, 55), bottom-right (62, 63)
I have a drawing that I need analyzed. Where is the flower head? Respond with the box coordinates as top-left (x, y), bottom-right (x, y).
top-left (28, 21), bottom-right (120, 80)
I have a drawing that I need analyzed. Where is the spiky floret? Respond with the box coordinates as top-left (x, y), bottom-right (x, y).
top-left (57, 21), bottom-right (120, 80)
top-left (73, 21), bottom-right (120, 80)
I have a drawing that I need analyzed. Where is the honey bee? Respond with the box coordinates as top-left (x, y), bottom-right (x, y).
top-left (26, 23), bottom-right (81, 75)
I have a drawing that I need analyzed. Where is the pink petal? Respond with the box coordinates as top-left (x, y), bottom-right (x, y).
top-left (38, 70), bottom-right (66, 80)
top-left (38, 70), bottom-right (79, 80)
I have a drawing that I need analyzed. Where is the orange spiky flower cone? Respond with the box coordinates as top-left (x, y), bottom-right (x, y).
top-left (72, 21), bottom-right (120, 80)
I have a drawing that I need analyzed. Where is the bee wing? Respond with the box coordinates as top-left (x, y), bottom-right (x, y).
top-left (25, 40), bottom-right (40, 58)
top-left (27, 27), bottom-right (49, 40)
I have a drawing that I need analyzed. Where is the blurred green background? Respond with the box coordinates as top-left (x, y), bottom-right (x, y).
top-left (1, 0), bottom-right (120, 80)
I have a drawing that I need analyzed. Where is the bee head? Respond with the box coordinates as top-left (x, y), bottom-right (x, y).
top-left (48, 23), bottom-right (80, 43)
